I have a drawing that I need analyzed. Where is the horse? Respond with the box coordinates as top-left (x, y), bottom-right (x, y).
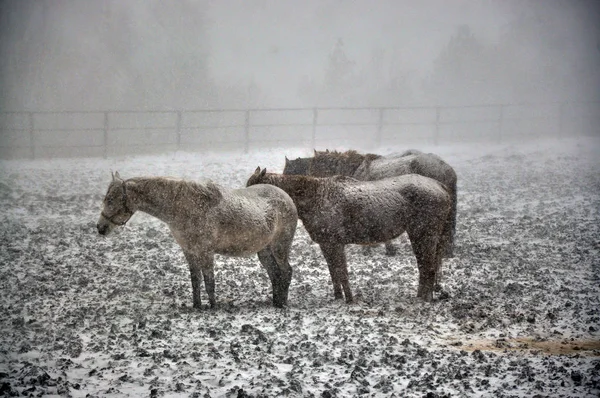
top-left (97, 171), bottom-right (298, 309)
top-left (284, 149), bottom-right (457, 258)
top-left (247, 168), bottom-right (451, 303)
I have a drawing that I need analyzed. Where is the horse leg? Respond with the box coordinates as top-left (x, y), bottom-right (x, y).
top-left (202, 262), bottom-right (216, 309)
top-left (183, 251), bottom-right (206, 309)
top-left (262, 218), bottom-right (296, 308)
top-left (406, 231), bottom-right (440, 302)
top-left (258, 248), bottom-right (292, 308)
top-left (318, 244), bottom-right (343, 300)
top-left (434, 230), bottom-right (446, 292)
top-left (319, 243), bottom-right (353, 303)
top-left (443, 182), bottom-right (457, 258)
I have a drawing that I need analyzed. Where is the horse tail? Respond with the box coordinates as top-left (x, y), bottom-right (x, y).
top-left (442, 175), bottom-right (457, 258)
top-left (427, 168), bottom-right (456, 258)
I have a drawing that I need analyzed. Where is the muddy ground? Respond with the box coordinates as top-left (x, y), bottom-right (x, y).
top-left (0, 137), bottom-right (599, 397)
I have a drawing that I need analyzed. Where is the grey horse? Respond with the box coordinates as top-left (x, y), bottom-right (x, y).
top-left (97, 172), bottom-right (298, 309)
top-left (285, 149), bottom-right (457, 257)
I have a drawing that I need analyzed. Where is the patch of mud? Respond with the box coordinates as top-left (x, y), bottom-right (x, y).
top-left (451, 338), bottom-right (600, 357)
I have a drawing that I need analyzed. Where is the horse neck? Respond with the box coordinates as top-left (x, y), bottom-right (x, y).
top-left (316, 154), bottom-right (364, 176)
top-left (299, 158), bottom-right (311, 174)
top-left (264, 174), bottom-right (318, 204)
top-left (125, 177), bottom-right (184, 223)
top-left (353, 154), bottom-right (380, 179)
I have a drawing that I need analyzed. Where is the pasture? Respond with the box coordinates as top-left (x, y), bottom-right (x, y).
top-left (0, 136), bottom-right (598, 397)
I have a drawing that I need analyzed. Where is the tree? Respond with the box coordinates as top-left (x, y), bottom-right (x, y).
top-left (426, 25), bottom-right (494, 105)
top-left (323, 38), bottom-right (356, 98)
top-left (298, 39), bottom-right (414, 107)
top-left (0, 0), bottom-right (213, 110)
top-left (494, 5), bottom-right (599, 103)
top-left (362, 47), bottom-right (414, 107)
top-left (298, 38), bottom-right (359, 106)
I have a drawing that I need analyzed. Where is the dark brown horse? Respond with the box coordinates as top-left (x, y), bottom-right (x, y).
top-left (247, 168), bottom-right (451, 302)
top-left (284, 149), bottom-right (457, 258)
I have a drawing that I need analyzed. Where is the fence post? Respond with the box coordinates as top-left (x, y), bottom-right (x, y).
top-left (244, 109), bottom-right (250, 154)
top-left (311, 108), bottom-right (318, 149)
top-left (434, 106), bottom-right (441, 146)
top-left (103, 112), bottom-right (109, 159)
top-left (28, 112), bottom-right (35, 159)
top-left (376, 108), bottom-right (384, 148)
top-left (498, 105), bottom-right (504, 144)
top-left (558, 102), bottom-right (566, 138)
top-left (176, 110), bottom-right (182, 151)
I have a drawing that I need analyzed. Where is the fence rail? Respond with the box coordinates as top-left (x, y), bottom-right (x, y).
top-left (0, 101), bottom-right (598, 159)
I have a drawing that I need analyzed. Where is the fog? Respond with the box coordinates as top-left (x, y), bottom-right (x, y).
top-left (2, 0), bottom-right (599, 110)
top-left (0, 0), bottom-right (599, 157)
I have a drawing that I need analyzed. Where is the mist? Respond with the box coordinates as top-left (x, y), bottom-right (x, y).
top-left (1, 4), bottom-right (600, 395)
top-left (1, 0), bottom-right (598, 110)
top-left (0, 0), bottom-right (599, 157)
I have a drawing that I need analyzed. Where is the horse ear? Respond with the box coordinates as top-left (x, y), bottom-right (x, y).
top-left (114, 171), bottom-right (122, 180)
top-left (254, 166), bottom-right (261, 175)
top-left (285, 156), bottom-right (289, 164)
top-left (326, 149), bottom-right (329, 153)
top-left (260, 168), bottom-right (267, 177)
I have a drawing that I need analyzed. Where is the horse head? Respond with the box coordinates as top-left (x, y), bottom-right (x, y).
top-left (246, 167), bottom-right (268, 187)
top-left (97, 171), bottom-right (134, 235)
top-left (283, 156), bottom-right (311, 175)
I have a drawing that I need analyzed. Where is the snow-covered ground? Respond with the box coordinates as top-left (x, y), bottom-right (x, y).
top-left (0, 136), bottom-right (599, 397)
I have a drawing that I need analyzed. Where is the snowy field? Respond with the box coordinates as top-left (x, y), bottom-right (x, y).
top-left (0, 136), bottom-right (599, 397)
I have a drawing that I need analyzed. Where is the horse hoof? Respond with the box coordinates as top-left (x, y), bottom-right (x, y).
top-left (417, 292), bottom-right (434, 302)
top-left (437, 290), bottom-right (451, 300)
top-left (273, 300), bottom-right (288, 309)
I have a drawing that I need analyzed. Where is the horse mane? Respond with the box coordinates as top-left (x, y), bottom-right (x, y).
top-left (131, 177), bottom-right (223, 208)
top-left (312, 150), bottom-right (382, 176)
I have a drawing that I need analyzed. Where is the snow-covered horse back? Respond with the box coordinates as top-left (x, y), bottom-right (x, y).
top-left (97, 171), bottom-right (298, 309)
top-left (284, 149), bottom-right (457, 258)
top-left (247, 168), bottom-right (451, 303)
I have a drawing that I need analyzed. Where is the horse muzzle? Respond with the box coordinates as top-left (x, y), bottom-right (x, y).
top-left (97, 222), bottom-right (109, 235)
top-left (97, 215), bottom-right (113, 236)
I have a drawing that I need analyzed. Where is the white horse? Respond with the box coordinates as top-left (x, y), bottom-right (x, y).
top-left (97, 172), bottom-right (298, 309)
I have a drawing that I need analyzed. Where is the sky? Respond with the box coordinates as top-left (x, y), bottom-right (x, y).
top-left (0, 0), bottom-right (598, 110)
top-left (206, 0), bottom-right (509, 97)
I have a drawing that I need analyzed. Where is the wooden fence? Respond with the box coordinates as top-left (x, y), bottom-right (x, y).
top-left (0, 101), bottom-right (598, 159)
